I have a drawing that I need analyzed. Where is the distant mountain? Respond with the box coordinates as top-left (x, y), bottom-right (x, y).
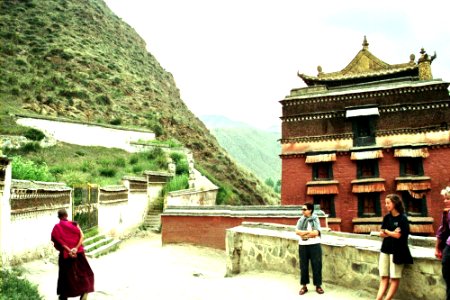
top-left (201, 115), bottom-right (281, 183)
top-left (200, 115), bottom-right (251, 129)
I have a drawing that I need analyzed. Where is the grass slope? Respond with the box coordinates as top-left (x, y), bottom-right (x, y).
top-left (0, 0), bottom-right (279, 205)
top-left (210, 127), bottom-right (281, 182)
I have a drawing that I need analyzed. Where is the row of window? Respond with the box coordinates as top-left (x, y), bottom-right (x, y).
top-left (310, 156), bottom-right (425, 218)
top-left (315, 191), bottom-right (427, 218)
top-left (313, 157), bottom-right (423, 181)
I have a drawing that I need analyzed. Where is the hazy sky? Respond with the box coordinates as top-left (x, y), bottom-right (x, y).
top-left (104, 0), bottom-right (450, 129)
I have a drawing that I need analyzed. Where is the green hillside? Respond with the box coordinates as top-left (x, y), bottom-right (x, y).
top-left (0, 0), bottom-right (279, 205)
top-left (211, 127), bottom-right (281, 182)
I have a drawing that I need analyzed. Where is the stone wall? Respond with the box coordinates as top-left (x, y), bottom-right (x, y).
top-left (226, 222), bottom-right (445, 300)
top-left (167, 187), bottom-right (218, 206)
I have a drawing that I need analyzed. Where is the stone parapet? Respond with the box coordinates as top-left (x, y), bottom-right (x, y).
top-left (226, 222), bottom-right (444, 300)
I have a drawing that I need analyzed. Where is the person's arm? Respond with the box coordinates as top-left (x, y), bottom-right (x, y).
top-left (69, 225), bottom-right (84, 256)
top-left (436, 237), bottom-right (443, 260)
top-left (379, 215), bottom-right (390, 238)
top-left (308, 217), bottom-right (321, 237)
top-left (295, 218), bottom-right (309, 237)
top-left (381, 227), bottom-right (401, 239)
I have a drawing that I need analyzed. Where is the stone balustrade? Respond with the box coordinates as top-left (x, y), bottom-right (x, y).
top-left (226, 222), bottom-right (444, 300)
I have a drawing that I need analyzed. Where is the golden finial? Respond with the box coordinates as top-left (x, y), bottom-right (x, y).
top-left (362, 36), bottom-right (369, 50)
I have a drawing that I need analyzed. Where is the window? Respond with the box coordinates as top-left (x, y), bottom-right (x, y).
top-left (312, 162), bottom-right (333, 180)
top-left (357, 159), bottom-right (379, 179)
top-left (399, 157), bottom-right (424, 176)
top-left (402, 191), bottom-right (427, 217)
top-left (313, 195), bottom-right (335, 217)
top-left (357, 193), bottom-right (381, 217)
top-left (352, 116), bottom-right (377, 147)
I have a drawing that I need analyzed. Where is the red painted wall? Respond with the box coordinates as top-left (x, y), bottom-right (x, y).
top-left (162, 216), bottom-right (299, 250)
top-left (281, 147), bottom-right (450, 233)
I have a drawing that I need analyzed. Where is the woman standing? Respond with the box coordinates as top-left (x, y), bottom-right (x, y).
top-left (51, 208), bottom-right (95, 300)
top-left (376, 194), bottom-right (413, 300)
top-left (295, 203), bottom-right (324, 295)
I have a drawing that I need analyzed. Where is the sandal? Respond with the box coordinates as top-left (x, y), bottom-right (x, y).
top-left (299, 286), bottom-right (308, 295)
top-left (316, 286), bottom-right (325, 294)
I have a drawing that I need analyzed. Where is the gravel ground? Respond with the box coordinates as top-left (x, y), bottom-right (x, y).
top-left (22, 231), bottom-right (374, 300)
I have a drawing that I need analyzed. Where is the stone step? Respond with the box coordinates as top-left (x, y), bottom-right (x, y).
top-left (86, 239), bottom-right (121, 258)
top-left (84, 234), bottom-right (104, 246)
top-left (84, 236), bottom-right (114, 253)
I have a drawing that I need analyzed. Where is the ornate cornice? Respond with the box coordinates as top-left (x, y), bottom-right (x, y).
top-left (280, 125), bottom-right (448, 144)
top-left (282, 82), bottom-right (449, 105)
top-left (281, 100), bottom-right (450, 122)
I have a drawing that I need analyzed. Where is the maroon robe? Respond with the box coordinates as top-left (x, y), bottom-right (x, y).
top-left (51, 219), bottom-right (94, 298)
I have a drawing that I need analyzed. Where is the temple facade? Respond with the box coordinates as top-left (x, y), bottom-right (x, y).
top-left (280, 37), bottom-right (450, 234)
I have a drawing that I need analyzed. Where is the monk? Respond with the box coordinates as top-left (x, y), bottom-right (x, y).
top-left (51, 208), bottom-right (94, 300)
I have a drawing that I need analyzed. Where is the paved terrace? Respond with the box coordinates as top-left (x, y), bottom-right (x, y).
top-left (21, 231), bottom-right (378, 300)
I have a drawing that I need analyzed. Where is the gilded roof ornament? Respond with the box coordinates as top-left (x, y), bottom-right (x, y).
top-left (317, 65), bottom-right (323, 76)
top-left (418, 48), bottom-right (437, 64)
top-left (362, 36), bottom-right (369, 50)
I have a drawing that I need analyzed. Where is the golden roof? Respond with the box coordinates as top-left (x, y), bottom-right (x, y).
top-left (298, 36), bottom-right (423, 86)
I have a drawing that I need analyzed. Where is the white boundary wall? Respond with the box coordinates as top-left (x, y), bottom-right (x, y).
top-left (16, 117), bottom-right (155, 152)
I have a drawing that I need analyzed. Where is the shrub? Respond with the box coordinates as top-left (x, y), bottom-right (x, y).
top-left (146, 147), bottom-right (164, 160)
top-left (113, 157), bottom-right (126, 168)
top-left (151, 123), bottom-right (163, 137)
top-left (49, 165), bottom-right (64, 175)
top-left (20, 142), bottom-right (41, 153)
top-left (129, 155), bottom-right (139, 165)
top-left (11, 156), bottom-right (55, 181)
top-left (0, 269), bottom-right (43, 300)
top-left (24, 128), bottom-right (45, 141)
top-left (163, 174), bottom-right (189, 194)
top-left (98, 167), bottom-right (116, 177)
top-left (170, 152), bottom-right (189, 175)
top-left (132, 165), bottom-right (143, 173)
top-left (95, 94), bottom-right (111, 105)
top-left (109, 118), bottom-right (122, 125)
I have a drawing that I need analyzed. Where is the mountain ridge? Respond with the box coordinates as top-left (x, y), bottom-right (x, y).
top-left (200, 115), bottom-right (281, 183)
top-left (0, 0), bottom-right (279, 205)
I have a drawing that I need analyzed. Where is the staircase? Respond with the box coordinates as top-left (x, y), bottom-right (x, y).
top-left (83, 233), bottom-right (121, 258)
top-left (143, 209), bottom-right (162, 232)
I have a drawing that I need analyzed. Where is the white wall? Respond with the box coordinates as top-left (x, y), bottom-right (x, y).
top-left (98, 201), bottom-right (128, 236)
top-left (126, 191), bottom-right (149, 229)
top-left (9, 209), bottom-right (61, 263)
top-left (16, 117), bottom-right (155, 152)
top-left (167, 188), bottom-right (218, 206)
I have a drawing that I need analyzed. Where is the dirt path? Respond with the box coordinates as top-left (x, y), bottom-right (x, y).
top-left (22, 231), bottom-right (374, 299)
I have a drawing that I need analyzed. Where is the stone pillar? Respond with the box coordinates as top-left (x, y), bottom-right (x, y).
top-left (187, 151), bottom-right (195, 188)
top-left (0, 157), bottom-right (12, 266)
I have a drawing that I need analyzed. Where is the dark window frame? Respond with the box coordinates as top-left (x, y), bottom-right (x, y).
top-left (357, 193), bottom-right (381, 217)
top-left (399, 157), bottom-right (424, 177)
top-left (312, 162), bottom-right (333, 181)
top-left (356, 159), bottom-right (379, 179)
top-left (401, 191), bottom-right (427, 217)
top-left (313, 194), bottom-right (336, 217)
top-left (352, 116), bottom-right (377, 147)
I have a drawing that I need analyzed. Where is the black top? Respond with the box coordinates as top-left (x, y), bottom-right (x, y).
top-left (380, 213), bottom-right (410, 254)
